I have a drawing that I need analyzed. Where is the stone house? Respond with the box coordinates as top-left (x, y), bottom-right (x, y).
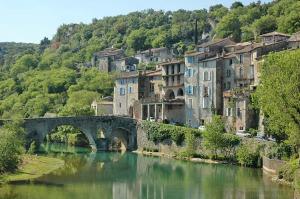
top-left (92, 48), bottom-right (124, 72)
top-left (222, 35), bottom-right (290, 133)
top-left (135, 47), bottom-right (173, 64)
top-left (223, 90), bottom-right (257, 133)
top-left (260, 31), bottom-right (290, 45)
top-left (113, 57), bottom-right (139, 72)
top-left (288, 31), bottom-right (300, 49)
top-left (113, 71), bottom-right (143, 117)
top-left (139, 61), bottom-right (185, 124)
top-left (91, 97), bottom-right (113, 116)
top-left (184, 38), bottom-right (235, 128)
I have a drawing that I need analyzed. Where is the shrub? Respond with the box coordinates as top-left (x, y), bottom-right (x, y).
top-left (142, 121), bottom-right (201, 145)
top-left (265, 142), bottom-right (293, 160)
top-left (0, 121), bottom-right (25, 173)
top-left (203, 115), bottom-right (240, 159)
top-left (237, 140), bottom-right (262, 167)
top-left (278, 158), bottom-right (299, 182)
top-left (221, 133), bottom-right (240, 158)
top-left (0, 130), bottom-right (23, 173)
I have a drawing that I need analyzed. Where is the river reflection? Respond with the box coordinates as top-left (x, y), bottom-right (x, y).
top-left (0, 144), bottom-right (293, 199)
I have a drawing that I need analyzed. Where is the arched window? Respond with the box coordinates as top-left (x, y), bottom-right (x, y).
top-left (177, 88), bottom-right (184, 96)
top-left (165, 89), bottom-right (175, 100)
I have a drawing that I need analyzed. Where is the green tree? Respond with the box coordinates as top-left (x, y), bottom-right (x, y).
top-left (231, 2), bottom-right (244, 10)
top-left (203, 115), bottom-right (226, 158)
top-left (215, 13), bottom-right (241, 41)
top-left (254, 50), bottom-right (300, 151)
top-left (126, 29), bottom-right (148, 52)
top-left (0, 120), bottom-right (25, 173)
top-left (252, 15), bottom-right (277, 38)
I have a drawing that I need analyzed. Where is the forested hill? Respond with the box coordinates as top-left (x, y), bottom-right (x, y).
top-left (0, 0), bottom-right (299, 119)
top-left (0, 42), bottom-right (38, 73)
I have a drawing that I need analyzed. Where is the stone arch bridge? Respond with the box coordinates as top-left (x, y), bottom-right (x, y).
top-left (0, 116), bottom-right (138, 151)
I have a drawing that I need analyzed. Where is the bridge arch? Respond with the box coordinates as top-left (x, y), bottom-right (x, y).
top-left (21, 116), bottom-right (138, 152)
top-left (45, 124), bottom-right (96, 150)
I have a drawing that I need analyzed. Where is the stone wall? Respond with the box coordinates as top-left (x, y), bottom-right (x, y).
top-left (262, 156), bottom-right (286, 175)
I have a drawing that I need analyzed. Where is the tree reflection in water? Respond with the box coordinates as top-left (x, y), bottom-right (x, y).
top-left (0, 144), bottom-right (294, 199)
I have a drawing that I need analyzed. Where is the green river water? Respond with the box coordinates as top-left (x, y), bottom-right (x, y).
top-left (0, 144), bottom-right (294, 199)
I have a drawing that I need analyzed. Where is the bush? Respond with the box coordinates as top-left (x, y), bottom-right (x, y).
top-left (203, 115), bottom-right (240, 159)
top-left (265, 142), bottom-right (293, 160)
top-left (278, 158), bottom-right (299, 182)
top-left (142, 121), bottom-right (201, 145)
top-left (0, 129), bottom-right (23, 173)
top-left (236, 140), bottom-right (262, 167)
top-left (0, 120), bottom-right (25, 173)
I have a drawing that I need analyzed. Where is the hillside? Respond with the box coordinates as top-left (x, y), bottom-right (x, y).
top-left (0, 0), bottom-right (299, 119)
top-left (0, 42), bottom-right (38, 73)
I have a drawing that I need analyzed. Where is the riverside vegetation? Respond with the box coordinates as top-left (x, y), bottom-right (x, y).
top-left (0, 120), bottom-right (64, 183)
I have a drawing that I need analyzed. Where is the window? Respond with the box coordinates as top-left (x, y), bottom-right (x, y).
top-left (119, 88), bottom-right (126, 95)
top-left (250, 65), bottom-right (254, 79)
top-left (237, 108), bottom-right (241, 117)
top-left (120, 79), bottom-right (126, 85)
top-left (177, 75), bottom-right (180, 84)
top-left (225, 108), bottom-right (232, 116)
top-left (129, 87), bottom-right (133, 94)
top-left (226, 69), bottom-right (231, 77)
top-left (229, 59), bottom-right (233, 65)
top-left (227, 82), bottom-right (231, 90)
top-left (198, 47), bottom-right (204, 53)
top-left (203, 86), bottom-right (210, 97)
top-left (177, 64), bottom-right (181, 73)
top-left (204, 71), bottom-right (211, 81)
top-left (186, 85), bottom-right (194, 95)
top-left (239, 54), bottom-right (244, 64)
top-left (202, 98), bottom-right (209, 109)
top-left (131, 78), bottom-right (136, 84)
top-left (119, 103), bottom-right (122, 108)
top-left (187, 56), bottom-right (194, 64)
top-left (188, 99), bottom-right (193, 109)
top-left (149, 83), bottom-right (154, 93)
top-left (171, 65), bottom-right (175, 74)
top-left (186, 68), bottom-right (194, 77)
top-left (239, 67), bottom-right (244, 79)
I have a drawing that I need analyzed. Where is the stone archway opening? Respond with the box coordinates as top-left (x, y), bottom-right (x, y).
top-left (44, 125), bottom-right (91, 149)
top-left (177, 88), bottom-right (184, 97)
top-left (96, 128), bottom-right (108, 151)
top-left (110, 128), bottom-right (130, 151)
top-left (165, 89), bottom-right (175, 100)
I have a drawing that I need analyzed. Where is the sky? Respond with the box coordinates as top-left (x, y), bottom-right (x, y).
top-left (0, 0), bottom-right (272, 43)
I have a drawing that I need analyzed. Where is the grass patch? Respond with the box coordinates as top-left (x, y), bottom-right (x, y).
top-left (295, 169), bottom-right (300, 189)
top-left (0, 155), bottom-right (64, 183)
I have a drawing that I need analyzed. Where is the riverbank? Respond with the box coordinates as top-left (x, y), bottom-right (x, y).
top-left (134, 150), bottom-right (297, 188)
top-left (0, 155), bottom-right (64, 184)
top-left (133, 150), bottom-right (229, 164)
